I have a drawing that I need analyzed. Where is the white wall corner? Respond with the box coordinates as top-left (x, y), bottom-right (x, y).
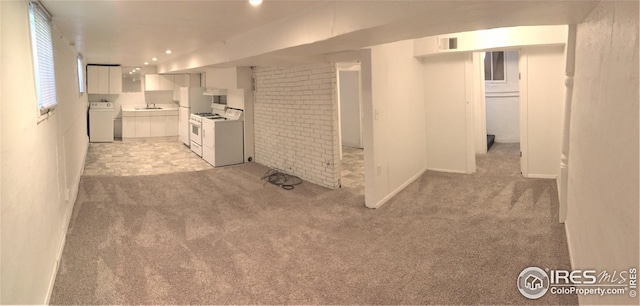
top-left (371, 166), bottom-right (428, 209)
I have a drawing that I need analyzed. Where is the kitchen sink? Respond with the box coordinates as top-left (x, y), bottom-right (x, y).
top-left (135, 107), bottom-right (163, 110)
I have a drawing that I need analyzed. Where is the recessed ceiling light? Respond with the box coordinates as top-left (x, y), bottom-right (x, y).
top-left (249, 0), bottom-right (262, 6)
top-left (152, 57), bottom-right (157, 61)
top-left (136, 67), bottom-right (141, 70)
top-left (144, 62), bottom-right (149, 65)
top-left (165, 50), bottom-right (172, 54)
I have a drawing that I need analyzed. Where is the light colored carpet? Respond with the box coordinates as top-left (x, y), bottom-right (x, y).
top-left (50, 143), bottom-right (576, 304)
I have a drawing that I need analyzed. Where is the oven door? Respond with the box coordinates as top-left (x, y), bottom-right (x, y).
top-left (189, 119), bottom-right (203, 156)
top-left (189, 119), bottom-right (202, 145)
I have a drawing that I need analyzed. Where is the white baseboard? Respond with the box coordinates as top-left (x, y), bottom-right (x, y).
top-left (564, 220), bottom-right (576, 270)
top-left (44, 137), bottom-right (88, 305)
top-left (526, 173), bottom-right (558, 179)
top-left (426, 167), bottom-right (467, 174)
top-left (370, 167), bottom-right (428, 209)
top-left (563, 220), bottom-right (581, 305)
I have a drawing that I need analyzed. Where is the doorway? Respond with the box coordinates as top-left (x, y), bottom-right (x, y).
top-left (476, 50), bottom-right (522, 174)
top-left (337, 63), bottom-right (364, 194)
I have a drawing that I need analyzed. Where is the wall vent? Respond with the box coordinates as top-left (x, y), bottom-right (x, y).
top-left (439, 37), bottom-right (458, 50)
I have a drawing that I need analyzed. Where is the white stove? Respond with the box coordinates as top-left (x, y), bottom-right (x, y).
top-left (190, 112), bottom-right (226, 122)
top-left (189, 108), bottom-right (243, 158)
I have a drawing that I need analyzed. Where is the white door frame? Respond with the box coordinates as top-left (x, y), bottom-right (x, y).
top-left (472, 49), bottom-right (527, 176)
top-left (518, 49), bottom-right (529, 177)
top-left (473, 52), bottom-right (488, 155)
top-left (464, 53), bottom-right (477, 173)
top-left (336, 62), bottom-right (363, 161)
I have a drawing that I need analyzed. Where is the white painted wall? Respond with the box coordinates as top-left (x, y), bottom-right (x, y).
top-left (485, 51), bottom-right (520, 143)
top-left (339, 70), bottom-right (362, 148)
top-left (566, 1), bottom-right (639, 305)
top-left (414, 25), bottom-right (568, 57)
top-left (472, 52), bottom-right (487, 154)
top-left (363, 39), bottom-right (427, 208)
top-left (422, 52), bottom-right (473, 174)
top-left (486, 96), bottom-right (520, 143)
top-left (205, 67), bottom-right (240, 89)
top-left (416, 25), bottom-right (567, 176)
top-left (1, 1), bottom-right (89, 303)
top-left (520, 45), bottom-right (565, 178)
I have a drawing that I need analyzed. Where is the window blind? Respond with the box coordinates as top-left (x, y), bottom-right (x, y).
top-left (29, 1), bottom-right (57, 112)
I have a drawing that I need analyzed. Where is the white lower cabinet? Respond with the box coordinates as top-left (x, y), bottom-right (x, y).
top-left (122, 117), bottom-right (135, 138)
top-left (135, 117), bottom-right (151, 138)
top-left (166, 115), bottom-right (179, 137)
top-left (202, 119), bottom-right (215, 165)
top-left (121, 108), bottom-right (179, 139)
top-left (201, 118), bottom-right (244, 167)
top-left (150, 116), bottom-right (165, 137)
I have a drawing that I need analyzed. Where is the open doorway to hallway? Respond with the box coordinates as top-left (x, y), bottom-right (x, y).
top-left (481, 50), bottom-right (522, 174)
top-left (337, 63), bottom-right (365, 194)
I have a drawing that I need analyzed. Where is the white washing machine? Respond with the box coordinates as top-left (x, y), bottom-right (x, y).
top-left (89, 102), bottom-right (114, 142)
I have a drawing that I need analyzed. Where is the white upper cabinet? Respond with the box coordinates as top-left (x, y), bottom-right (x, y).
top-left (159, 74), bottom-right (174, 90)
top-left (87, 65), bottom-right (122, 94)
top-left (145, 74), bottom-right (174, 91)
top-left (144, 74), bottom-right (160, 91)
top-left (146, 74), bottom-right (201, 97)
top-left (108, 66), bottom-right (122, 94)
top-left (172, 75), bottom-right (186, 101)
top-left (226, 88), bottom-right (245, 109)
top-left (174, 74), bottom-right (186, 88)
top-left (188, 73), bottom-right (201, 87)
top-left (206, 67), bottom-right (240, 89)
top-left (87, 65), bottom-right (108, 94)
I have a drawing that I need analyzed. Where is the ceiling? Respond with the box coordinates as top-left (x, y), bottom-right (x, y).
top-left (43, 0), bottom-right (322, 66)
top-left (42, 0), bottom-right (600, 71)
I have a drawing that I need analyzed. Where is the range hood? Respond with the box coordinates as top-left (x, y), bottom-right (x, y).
top-left (203, 88), bottom-right (227, 95)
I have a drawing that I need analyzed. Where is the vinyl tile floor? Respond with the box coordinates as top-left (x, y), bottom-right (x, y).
top-left (85, 139), bottom-right (365, 192)
top-left (83, 138), bottom-right (212, 176)
top-left (340, 146), bottom-right (364, 194)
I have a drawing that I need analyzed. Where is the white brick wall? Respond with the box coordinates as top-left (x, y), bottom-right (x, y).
top-left (253, 63), bottom-right (340, 189)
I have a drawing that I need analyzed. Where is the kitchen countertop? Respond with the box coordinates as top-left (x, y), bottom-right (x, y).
top-left (122, 105), bottom-right (179, 116)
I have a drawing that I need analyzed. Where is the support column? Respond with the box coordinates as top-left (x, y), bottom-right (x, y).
top-left (559, 25), bottom-right (577, 223)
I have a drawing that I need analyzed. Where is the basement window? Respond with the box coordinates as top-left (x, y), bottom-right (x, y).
top-left (484, 51), bottom-right (506, 82)
top-left (28, 1), bottom-right (58, 118)
top-left (77, 54), bottom-right (85, 95)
